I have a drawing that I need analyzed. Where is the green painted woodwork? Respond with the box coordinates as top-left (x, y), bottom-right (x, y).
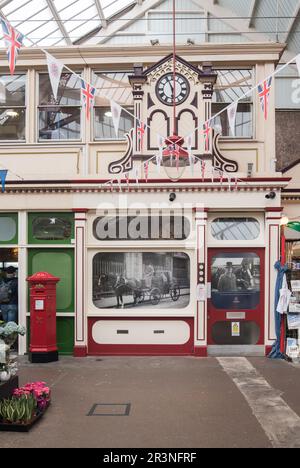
top-left (28, 212), bottom-right (74, 245)
top-left (0, 213), bottom-right (18, 244)
top-left (28, 249), bottom-right (74, 313)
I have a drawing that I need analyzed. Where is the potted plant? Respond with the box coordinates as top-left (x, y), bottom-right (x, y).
top-left (0, 322), bottom-right (25, 384)
top-left (0, 381), bottom-right (51, 431)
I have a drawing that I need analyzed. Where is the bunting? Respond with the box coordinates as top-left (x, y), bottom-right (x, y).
top-left (144, 161), bottom-right (149, 182)
top-left (110, 100), bottom-right (122, 137)
top-left (81, 80), bottom-right (96, 120)
top-left (187, 134), bottom-right (194, 175)
top-left (227, 102), bottom-right (238, 137)
top-left (137, 120), bottom-right (146, 151)
top-left (296, 54), bottom-right (300, 77)
top-left (156, 135), bottom-right (164, 173)
top-left (0, 170), bottom-right (8, 193)
top-left (45, 52), bottom-right (64, 101)
top-left (201, 160), bottom-right (206, 181)
top-left (258, 77), bottom-right (272, 121)
top-left (203, 121), bottom-right (211, 152)
top-left (0, 18), bottom-right (24, 75)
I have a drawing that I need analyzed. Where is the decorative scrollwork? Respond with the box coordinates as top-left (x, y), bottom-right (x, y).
top-left (108, 128), bottom-right (134, 175)
top-left (212, 130), bottom-right (238, 173)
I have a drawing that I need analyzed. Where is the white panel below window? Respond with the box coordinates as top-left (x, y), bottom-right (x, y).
top-left (92, 320), bottom-right (190, 345)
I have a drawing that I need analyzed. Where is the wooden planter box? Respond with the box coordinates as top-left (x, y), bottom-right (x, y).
top-left (0, 404), bottom-right (50, 432)
top-left (0, 376), bottom-right (19, 400)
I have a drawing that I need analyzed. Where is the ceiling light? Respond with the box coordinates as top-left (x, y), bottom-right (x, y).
top-left (280, 215), bottom-right (289, 226)
top-left (105, 111), bottom-right (112, 117)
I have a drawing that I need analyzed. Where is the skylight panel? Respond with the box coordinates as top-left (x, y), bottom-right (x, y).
top-left (101, 0), bottom-right (136, 19)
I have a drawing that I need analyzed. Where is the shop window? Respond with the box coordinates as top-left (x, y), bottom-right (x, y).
top-left (92, 71), bottom-right (134, 140)
top-left (0, 214), bottom-right (18, 244)
top-left (28, 213), bottom-right (74, 244)
top-left (38, 73), bottom-right (81, 141)
top-left (211, 252), bottom-right (260, 310)
top-left (28, 249), bottom-right (74, 313)
top-left (93, 215), bottom-right (190, 240)
top-left (93, 252), bottom-right (190, 310)
top-left (212, 69), bottom-right (253, 138)
top-left (211, 218), bottom-right (260, 241)
top-left (0, 74), bottom-right (26, 141)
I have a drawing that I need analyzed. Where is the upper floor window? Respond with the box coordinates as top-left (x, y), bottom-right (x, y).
top-left (0, 74), bottom-right (26, 141)
top-left (211, 218), bottom-right (260, 241)
top-left (92, 71), bottom-right (134, 140)
top-left (38, 73), bottom-right (81, 141)
top-left (212, 69), bottom-right (253, 138)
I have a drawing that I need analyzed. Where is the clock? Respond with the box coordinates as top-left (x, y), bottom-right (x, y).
top-left (156, 73), bottom-right (190, 106)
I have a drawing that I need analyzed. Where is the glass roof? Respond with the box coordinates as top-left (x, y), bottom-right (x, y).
top-left (0, 0), bottom-right (139, 47)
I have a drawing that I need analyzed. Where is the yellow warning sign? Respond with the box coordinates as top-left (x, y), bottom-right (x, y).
top-left (232, 322), bottom-right (240, 337)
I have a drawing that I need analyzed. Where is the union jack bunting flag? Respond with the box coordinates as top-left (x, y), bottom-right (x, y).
top-left (81, 80), bottom-right (96, 120)
top-left (137, 120), bottom-right (146, 150)
top-left (203, 121), bottom-right (211, 152)
top-left (258, 77), bottom-right (272, 121)
top-left (0, 18), bottom-right (24, 75)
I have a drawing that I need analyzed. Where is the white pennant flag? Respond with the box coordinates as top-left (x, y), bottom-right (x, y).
top-left (296, 54), bottom-right (300, 77)
top-left (134, 167), bottom-right (139, 184)
top-left (45, 52), bottom-right (64, 101)
top-left (227, 102), bottom-right (238, 137)
top-left (156, 135), bottom-right (164, 173)
top-left (110, 100), bottom-right (122, 137)
top-left (186, 134), bottom-right (194, 175)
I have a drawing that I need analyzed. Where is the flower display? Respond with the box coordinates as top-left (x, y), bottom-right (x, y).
top-left (13, 381), bottom-right (51, 411)
top-left (0, 322), bottom-right (26, 347)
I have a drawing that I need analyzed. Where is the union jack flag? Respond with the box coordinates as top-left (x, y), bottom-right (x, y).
top-left (137, 120), bottom-right (146, 150)
top-left (81, 80), bottom-right (96, 120)
top-left (0, 18), bottom-right (24, 75)
top-left (203, 121), bottom-right (211, 152)
top-left (165, 143), bottom-right (180, 168)
top-left (258, 77), bottom-right (272, 121)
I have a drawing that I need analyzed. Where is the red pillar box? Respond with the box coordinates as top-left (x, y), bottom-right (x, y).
top-left (26, 272), bottom-right (60, 363)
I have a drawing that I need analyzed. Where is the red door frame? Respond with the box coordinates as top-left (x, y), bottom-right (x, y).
top-left (207, 247), bottom-right (265, 346)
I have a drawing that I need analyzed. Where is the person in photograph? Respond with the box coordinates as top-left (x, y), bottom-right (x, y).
top-left (144, 263), bottom-right (154, 288)
top-left (217, 261), bottom-right (237, 292)
top-left (235, 258), bottom-right (254, 290)
top-left (1, 266), bottom-right (18, 323)
top-left (114, 272), bottom-right (127, 308)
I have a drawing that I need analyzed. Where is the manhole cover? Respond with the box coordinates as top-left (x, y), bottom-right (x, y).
top-left (87, 403), bottom-right (131, 416)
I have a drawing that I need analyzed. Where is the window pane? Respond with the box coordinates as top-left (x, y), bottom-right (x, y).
top-left (32, 216), bottom-right (72, 241)
top-left (211, 253), bottom-right (260, 310)
top-left (0, 217), bottom-right (17, 242)
top-left (211, 218), bottom-right (260, 240)
top-left (0, 108), bottom-right (25, 140)
top-left (39, 73), bottom-right (81, 106)
top-left (212, 103), bottom-right (253, 138)
top-left (212, 69), bottom-right (253, 138)
top-left (93, 252), bottom-right (190, 310)
top-left (0, 75), bottom-right (26, 106)
top-left (39, 107), bottom-right (81, 140)
top-left (94, 107), bottom-right (134, 140)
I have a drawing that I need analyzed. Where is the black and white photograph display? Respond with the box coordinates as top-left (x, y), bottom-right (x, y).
top-left (211, 252), bottom-right (261, 310)
top-left (93, 252), bottom-right (190, 309)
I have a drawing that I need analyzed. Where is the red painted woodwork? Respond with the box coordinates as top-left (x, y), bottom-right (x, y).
top-left (27, 272), bottom-right (60, 355)
top-left (207, 248), bottom-right (265, 346)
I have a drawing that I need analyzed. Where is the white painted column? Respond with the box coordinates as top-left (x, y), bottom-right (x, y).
top-left (73, 210), bottom-right (88, 357)
top-left (265, 209), bottom-right (282, 353)
top-left (194, 209), bottom-right (208, 356)
top-left (18, 211), bottom-right (27, 356)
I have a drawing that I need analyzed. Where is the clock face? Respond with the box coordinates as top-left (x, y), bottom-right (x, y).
top-left (156, 73), bottom-right (190, 106)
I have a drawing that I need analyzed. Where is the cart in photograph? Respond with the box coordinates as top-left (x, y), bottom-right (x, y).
top-left (133, 271), bottom-right (181, 306)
